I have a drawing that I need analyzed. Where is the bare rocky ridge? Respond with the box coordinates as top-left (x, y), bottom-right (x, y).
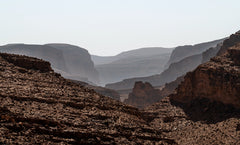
top-left (0, 53), bottom-right (175, 144)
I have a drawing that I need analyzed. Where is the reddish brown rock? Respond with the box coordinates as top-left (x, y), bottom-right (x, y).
top-left (171, 35), bottom-right (240, 108)
top-left (0, 53), bottom-right (53, 72)
top-left (0, 53), bottom-right (175, 144)
top-left (124, 81), bottom-right (163, 108)
top-left (217, 31), bottom-right (240, 56)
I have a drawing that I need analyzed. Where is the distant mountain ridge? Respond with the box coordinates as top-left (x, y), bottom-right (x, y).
top-left (92, 47), bottom-right (173, 65)
top-left (92, 47), bottom-right (173, 85)
top-left (166, 38), bottom-right (225, 67)
top-left (106, 38), bottom-right (225, 90)
top-left (0, 43), bottom-right (99, 84)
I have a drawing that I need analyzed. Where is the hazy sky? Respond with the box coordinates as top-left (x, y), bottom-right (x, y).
top-left (1, 0), bottom-right (240, 56)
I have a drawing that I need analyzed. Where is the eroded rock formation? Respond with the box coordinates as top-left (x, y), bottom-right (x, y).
top-left (124, 82), bottom-right (163, 108)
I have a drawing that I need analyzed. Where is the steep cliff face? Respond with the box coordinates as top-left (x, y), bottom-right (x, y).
top-left (124, 82), bottom-right (163, 108)
top-left (46, 44), bottom-right (99, 84)
top-left (171, 34), bottom-right (240, 108)
top-left (0, 53), bottom-right (175, 144)
top-left (166, 38), bottom-right (224, 67)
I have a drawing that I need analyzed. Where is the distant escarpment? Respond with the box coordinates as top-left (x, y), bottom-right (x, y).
top-left (166, 38), bottom-right (224, 67)
top-left (46, 44), bottom-right (99, 84)
top-left (106, 39), bottom-right (224, 90)
top-left (171, 32), bottom-right (240, 108)
top-left (94, 47), bottom-right (173, 85)
top-left (124, 82), bottom-right (163, 108)
top-left (0, 43), bottom-right (99, 84)
top-left (0, 53), bottom-right (175, 144)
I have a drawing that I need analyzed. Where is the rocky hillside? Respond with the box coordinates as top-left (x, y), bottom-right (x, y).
top-left (145, 96), bottom-right (240, 145)
top-left (0, 53), bottom-right (175, 144)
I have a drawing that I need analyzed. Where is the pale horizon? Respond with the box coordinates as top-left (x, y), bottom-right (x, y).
top-left (1, 0), bottom-right (240, 56)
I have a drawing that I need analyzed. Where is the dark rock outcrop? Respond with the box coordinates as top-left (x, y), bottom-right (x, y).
top-left (124, 82), bottom-right (163, 108)
top-left (0, 53), bottom-right (52, 72)
top-left (0, 53), bottom-right (175, 144)
top-left (217, 31), bottom-right (240, 56)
